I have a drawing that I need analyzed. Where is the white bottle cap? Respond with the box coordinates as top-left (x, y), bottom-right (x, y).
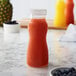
top-left (31, 9), bottom-right (47, 18)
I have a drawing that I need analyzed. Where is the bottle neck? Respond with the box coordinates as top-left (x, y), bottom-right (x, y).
top-left (31, 15), bottom-right (46, 19)
top-left (66, 0), bottom-right (73, 2)
top-left (57, 0), bottom-right (64, 2)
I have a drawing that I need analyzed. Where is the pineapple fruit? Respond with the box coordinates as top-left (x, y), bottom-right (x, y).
top-left (0, 0), bottom-right (12, 26)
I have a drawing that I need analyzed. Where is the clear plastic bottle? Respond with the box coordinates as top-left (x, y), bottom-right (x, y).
top-left (54, 0), bottom-right (66, 28)
top-left (27, 9), bottom-right (48, 67)
top-left (65, 0), bottom-right (74, 26)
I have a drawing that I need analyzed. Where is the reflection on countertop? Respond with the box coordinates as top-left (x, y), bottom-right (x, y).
top-left (0, 28), bottom-right (76, 76)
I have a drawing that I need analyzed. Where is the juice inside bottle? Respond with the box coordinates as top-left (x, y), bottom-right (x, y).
top-left (27, 9), bottom-right (48, 67)
top-left (54, 0), bottom-right (66, 28)
top-left (65, 0), bottom-right (74, 26)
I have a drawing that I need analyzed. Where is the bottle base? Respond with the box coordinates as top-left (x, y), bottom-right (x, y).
top-left (26, 63), bottom-right (48, 68)
top-left (54, 25), bottom-right (66, 28)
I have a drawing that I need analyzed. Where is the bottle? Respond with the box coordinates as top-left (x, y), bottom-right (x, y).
top-left (54, 0), bottom-right (66, 28)
top-left (65, 0), bottom-right (74, 26)
top-left (27, 9), bottom-right (48, 67)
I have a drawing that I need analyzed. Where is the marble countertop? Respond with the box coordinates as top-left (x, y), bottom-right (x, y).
top-left (0, 28), bottom-right (76, 76)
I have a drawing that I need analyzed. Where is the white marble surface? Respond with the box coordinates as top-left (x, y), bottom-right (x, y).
top-left (0, 28), bottom-right (76, 76)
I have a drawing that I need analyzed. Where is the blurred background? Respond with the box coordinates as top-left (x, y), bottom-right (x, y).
top-left (10, 0), bottom-right (76, 20)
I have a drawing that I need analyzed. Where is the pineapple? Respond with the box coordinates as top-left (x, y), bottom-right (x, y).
top-left (0, 0), bottom-right (12, 26)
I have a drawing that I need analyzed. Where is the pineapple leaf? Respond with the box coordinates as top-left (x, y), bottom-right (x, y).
top-left (0, 0), bottom-right (9, 3)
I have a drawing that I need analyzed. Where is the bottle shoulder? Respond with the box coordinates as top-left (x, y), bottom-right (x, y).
top-left (65, 2), bottom-right (74, 8)
top-left (66, 1), bottom-right (74, 5)
top-left (56, 2), bottom-right (65, 9)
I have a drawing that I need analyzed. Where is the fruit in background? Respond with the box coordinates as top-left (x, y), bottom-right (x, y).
top-left (51, 67), bottom-right (76, 76)
top-left (0, 0), bottom-right (13, 26)
top-left (5, 20), bottom-right (18, 24)
top-left (65, 0), bottom-right (74, 26)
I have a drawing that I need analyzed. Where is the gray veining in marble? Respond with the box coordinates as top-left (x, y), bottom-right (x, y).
top-left (0, 28), bottom-right (76, 76)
